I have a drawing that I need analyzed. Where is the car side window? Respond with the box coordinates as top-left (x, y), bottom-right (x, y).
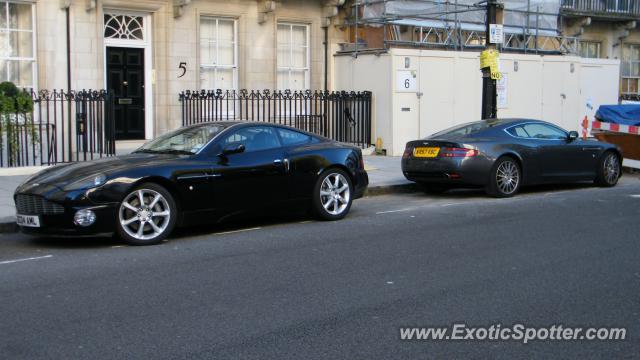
top-left (522, 124), bottom-right (567, 140)
top-left (507, 126), bottom-right (530, 138)
top-left (277, 128), bottom-right (312, 146)
top-left (220, 126), bottom-right (281, 153)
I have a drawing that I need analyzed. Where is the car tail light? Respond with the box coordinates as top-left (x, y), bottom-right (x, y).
top-left (439, 147), bottom-right (478, 157)
top-left (402, 147), bottom-right (412, 159)
top-left (360, 155), bottom-right (365, 169)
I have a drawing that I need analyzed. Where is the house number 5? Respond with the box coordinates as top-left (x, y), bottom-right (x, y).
top-left (178, 62), bottom-right (187, 78)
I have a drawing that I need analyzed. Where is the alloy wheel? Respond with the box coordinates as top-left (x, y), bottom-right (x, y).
top-left (320, 173), bottom-right (351, 216)
top-left (118, 189), bottom-right (171, 241)
top-left (496, 160), bottom-right (520, 195)
top-left (603, 153), bottom-right (620, 185)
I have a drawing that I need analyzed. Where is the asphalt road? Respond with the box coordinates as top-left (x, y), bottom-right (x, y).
top-left (1, 177), bottom-right (640, 359)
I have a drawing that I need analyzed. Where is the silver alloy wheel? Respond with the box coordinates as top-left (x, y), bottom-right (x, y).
top-left (496, 160), bottom-right (520, 195)
top-left (604, 153), bottom-right (620, 184)
top-left (118, 189), bottom-right (171, 241)
top-left (319, 173), bottom-right (351, 216)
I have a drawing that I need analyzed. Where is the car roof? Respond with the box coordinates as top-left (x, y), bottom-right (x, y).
top-left (183, 121), bottom-right (330, 140)
top-left (473, 118), bottom-right (553, 129)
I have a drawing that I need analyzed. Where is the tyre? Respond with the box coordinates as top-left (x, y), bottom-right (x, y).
top-left (419, 183), bottom-right (450, 194)
top-left (312, 168), bottom-right (353, 220)
top-left (486, 157), bottom-right (521, 198)
top-left (116, 183), bottom-right (177, 245)
top-left (595, 151), bottom-right (621, 187)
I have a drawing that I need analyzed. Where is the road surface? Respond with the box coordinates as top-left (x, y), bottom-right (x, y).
top-left (1, 178), bottom-right (639, 359)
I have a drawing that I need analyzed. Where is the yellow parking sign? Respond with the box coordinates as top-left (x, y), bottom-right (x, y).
top-left (480, 49), bottom-right (502, 80)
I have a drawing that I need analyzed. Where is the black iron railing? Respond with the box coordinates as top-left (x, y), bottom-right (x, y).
top-left (179, 90), bottom-right (373, 148)
top-left (0, 90), bottom-right (115, 167)
top-left (561, 0), bottom-right (640, 17)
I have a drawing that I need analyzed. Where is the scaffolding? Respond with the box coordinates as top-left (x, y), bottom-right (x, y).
top-left (342, 0), bottom-right (579, 55)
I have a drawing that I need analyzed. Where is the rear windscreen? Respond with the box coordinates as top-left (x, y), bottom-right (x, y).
top-left (430, 121), bottom-right (493, 139)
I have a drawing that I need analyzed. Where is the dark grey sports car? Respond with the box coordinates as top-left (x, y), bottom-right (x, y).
top-left (401, 118), bottom-right (622, 197)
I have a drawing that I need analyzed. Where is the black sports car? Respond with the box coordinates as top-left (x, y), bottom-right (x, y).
top-left (14, 122), bottom-right (368, 245)
top-left (401, 118), bottom-right (622, 197)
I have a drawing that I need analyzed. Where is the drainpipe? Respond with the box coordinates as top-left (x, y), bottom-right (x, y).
top-left (59, 1), bottom-right (73, 161)
top-left (60, 0), bottom-right (72, 91)
top-left (322, 0), bottom-right (345, 91)
top-left (324, 26), bottom-right (329, 91)
top-left (66, 7), bottom-right (71, 92)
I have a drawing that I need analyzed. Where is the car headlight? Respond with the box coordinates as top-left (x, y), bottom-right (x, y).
top-left (63, 174), bottom-right (107, 191)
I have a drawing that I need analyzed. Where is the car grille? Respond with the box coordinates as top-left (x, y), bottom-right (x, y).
top-left (15, 194), bottom-right (65, 215)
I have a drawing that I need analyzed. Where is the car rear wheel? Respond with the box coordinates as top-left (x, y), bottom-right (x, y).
top-left (595, 151), bottom-right (621, 187)
top-left (116, 183), bottom-right (177, 245)
top-left (312, 168), bottom-right (353, 220)
top-left (486, 157), bottom-right (521, 198)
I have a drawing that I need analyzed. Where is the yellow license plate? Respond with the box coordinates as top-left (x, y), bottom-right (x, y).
top-left (413, 147), bottom-right (440, 158)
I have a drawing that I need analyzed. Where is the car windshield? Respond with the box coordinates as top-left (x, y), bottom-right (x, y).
top-left (429, 120), bottom-right (498, 139)
top-left (136, 124), bottom-right (226, 155)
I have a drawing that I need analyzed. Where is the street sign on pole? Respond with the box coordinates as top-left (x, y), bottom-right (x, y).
top-left (481, 1), bottom-right (504, 120)
top-left (489, 24), bottom-right (504, 44)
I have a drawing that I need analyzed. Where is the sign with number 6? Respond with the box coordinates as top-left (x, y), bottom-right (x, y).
top-left (396, 70), bottom-right (417, 92)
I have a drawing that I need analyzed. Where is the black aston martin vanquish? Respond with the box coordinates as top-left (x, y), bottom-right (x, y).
top-left (14, 122), bottom-right (369, 245)
top-left (402, 118), bottom-right (622, 197)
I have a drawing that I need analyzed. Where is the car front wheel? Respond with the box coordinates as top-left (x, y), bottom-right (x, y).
top-left (312, 168), bottom-right (353, 220)
top-left (116, 183), bottom-right (177, 245)
top-left (595, 151), bottom-right (621, 187)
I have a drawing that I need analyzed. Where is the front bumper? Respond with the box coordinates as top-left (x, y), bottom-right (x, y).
top-left (401, 155), bottom-right (493, 186)
top-left (14, 188), bottom-right (118, 236)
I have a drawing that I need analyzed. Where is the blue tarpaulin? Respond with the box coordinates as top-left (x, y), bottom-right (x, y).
top-left (595, 105), bottom-right (640, 126)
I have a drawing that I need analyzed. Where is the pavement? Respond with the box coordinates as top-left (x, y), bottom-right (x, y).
top-left (1, 180), bottom-right (639, 359)
top-left (0, 155), bottom-right (410, 231)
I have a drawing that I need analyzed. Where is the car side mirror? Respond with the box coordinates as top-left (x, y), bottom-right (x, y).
top-left (219, 143), bottom-right (245, 157)
top-left (567, 131), bottom-right (579, 142)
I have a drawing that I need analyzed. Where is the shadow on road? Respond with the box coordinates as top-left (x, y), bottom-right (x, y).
top-left (413, 181), bottom-right (599, 199)
top-left (9, 211), bottom-right (314, 250)
top-left (171, 212), bottom-right (312, 240)
top-left (5, 180), bottom-right (618, 250)
top-left (24, 235), bottom-right (120, 249)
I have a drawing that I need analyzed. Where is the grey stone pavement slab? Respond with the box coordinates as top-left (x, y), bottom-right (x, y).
top-left (0, 155), bottom-right (409, 226)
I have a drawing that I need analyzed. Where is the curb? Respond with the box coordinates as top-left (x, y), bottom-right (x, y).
top-left (364, 182), bottom-right (420, 197)
top-left (0, 182), bottom-right (421, 235)
top-left (0, 217), bottom-right (17, 234)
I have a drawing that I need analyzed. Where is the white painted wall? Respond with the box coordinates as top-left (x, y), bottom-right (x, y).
top-left (335, 49), bottom-right (620, 156)
top-left (579, 58), bottom-right (620, 122)
top-left (333, 53), bottom-right (392, 152)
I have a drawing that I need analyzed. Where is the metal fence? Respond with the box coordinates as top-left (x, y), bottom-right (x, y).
top-left (179, 90), bottom-right (373, 148)
top-left (561, 0), bottom-right (640, 16)
top-left (0, 90), bottom-right (115, 167)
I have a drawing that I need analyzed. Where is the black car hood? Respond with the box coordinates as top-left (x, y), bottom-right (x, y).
top-left (23, 153), bottom-right (181, 190)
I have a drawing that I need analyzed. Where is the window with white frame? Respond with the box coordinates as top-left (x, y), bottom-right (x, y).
top-left (104, 13), bottom-right (144, 41)
top-left (0, 1), bottom-right (35, 89)
top-left (578, 41), bottom-right (601, 59)
top-left (621, 43), bottom-right (640, 95)
top-left (277, 23), bottom-right (309, 91)
top-left (200, 17), bottom-right (237, 90)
